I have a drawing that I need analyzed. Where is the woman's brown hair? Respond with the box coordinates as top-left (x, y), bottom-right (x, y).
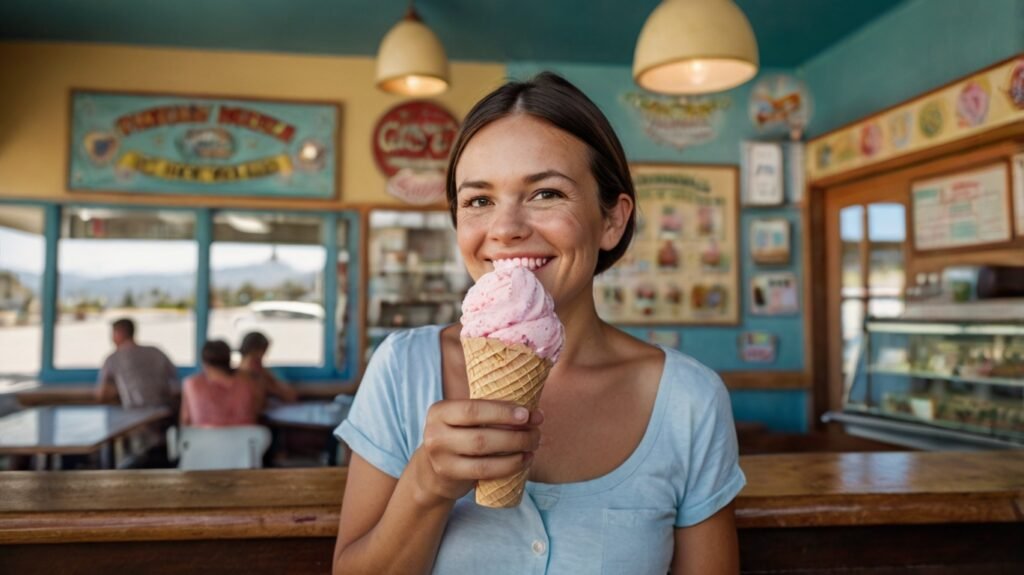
top-left (445, 72), bottom-right (636, 275)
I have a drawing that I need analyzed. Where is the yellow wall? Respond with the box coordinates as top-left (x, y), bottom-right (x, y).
top-left (0, 41), bottom-right (506, 210)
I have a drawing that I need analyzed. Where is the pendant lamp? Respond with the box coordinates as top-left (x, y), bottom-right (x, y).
top-left (633, 0), bottom-right (759, 95)
top-left (376, 2), bottom-right (449, 96)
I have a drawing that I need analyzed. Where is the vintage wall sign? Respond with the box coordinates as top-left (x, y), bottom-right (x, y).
top-left (622, 92), bottom-right (730, 150)
top-left (748, 74), bottom-right (812, 140)
top-left (372, 101), bottom-right (459, 205)
top-left (69, 91), bottom-right (338, 198)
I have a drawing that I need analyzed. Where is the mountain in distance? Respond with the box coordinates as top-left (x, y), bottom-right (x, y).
top-left (12, 260), bottom-right (316, 303)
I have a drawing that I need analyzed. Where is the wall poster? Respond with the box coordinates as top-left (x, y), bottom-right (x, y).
top-left (911, 163), bottom-right (1012, 251)
top-left (594, 163), bottom-right (739, 325)
top-left (750, 272), bottom-right (799, 316)
top-left (750, 218), bottom-right (791, 265)
top-left (68, 90), bottom-right (339, 198)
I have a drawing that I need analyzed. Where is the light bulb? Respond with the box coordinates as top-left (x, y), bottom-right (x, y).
top-left (686, 60), bottom-right (709, 86)
top-left (405, 75), bottom-right (424, 91)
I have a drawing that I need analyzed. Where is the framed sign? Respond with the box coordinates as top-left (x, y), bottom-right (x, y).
top-left (594, 163), bottom-right (739, 325)
top-left (750, 218), bottom-right (791, 265)
top-left (750, 272), bottom-right (799, 316)
top-left (373, 100), bottom-right (459, 205)
top-left (743, 142), bottom-right (784, 206)
top-left (911, 162), bottom-right (1012, 251)
top-left (68, 90), bottom-right (339, 199)
top-left (738, 332), bottom-right (778, 363)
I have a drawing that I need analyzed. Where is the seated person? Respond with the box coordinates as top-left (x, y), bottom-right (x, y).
top-left (238, 331), bottom-right (299, 410)
top-left (180, 340), bottom-right (259, 427)
top-left (94, 318), bottom-right (178, 408)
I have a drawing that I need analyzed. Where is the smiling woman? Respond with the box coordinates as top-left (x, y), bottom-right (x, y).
top-left (332, 73), bottom-right (744, 575)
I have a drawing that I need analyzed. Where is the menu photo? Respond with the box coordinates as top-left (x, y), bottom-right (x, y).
top-left (594, 163), bottom-right (739, 325)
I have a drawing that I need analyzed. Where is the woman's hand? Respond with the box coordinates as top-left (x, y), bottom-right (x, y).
top-left (413, 399), bottom-right (543, 507)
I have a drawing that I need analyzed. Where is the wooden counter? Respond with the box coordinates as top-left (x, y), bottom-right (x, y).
top-left (1, 451), bottom-right (1022, 574)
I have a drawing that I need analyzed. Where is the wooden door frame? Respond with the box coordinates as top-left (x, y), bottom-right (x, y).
top-left (806, 122), bottom-right (1024, 430)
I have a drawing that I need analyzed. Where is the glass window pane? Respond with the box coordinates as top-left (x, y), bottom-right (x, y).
top-left (867, 297), bottom-right (904, 319)
top-left (841, 297), bottom-right (865, 380)
top-left (209, 212), bottom-right (325, 367)
top-left (0, 206), bottom-right (46, 377)
top-left (55, 208), bottom-right (197, 368)
top-left (868, 203), bottom-right (906, 298)
top-left (840, 205), bottom-right (863, 297)
top-left (336, 218), bottom-right (351, 372)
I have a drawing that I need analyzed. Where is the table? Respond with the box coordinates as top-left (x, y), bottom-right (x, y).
top-left (0, 405), bottom-right (171, 470)
top-left (14, 381), bottom-right (354, 406)
top-left (262, 400), bottom-right (350, 465)
top-left (263, 400), bottom-right (349, 431)
top-left (0, 451), bottom-right (1021, 574)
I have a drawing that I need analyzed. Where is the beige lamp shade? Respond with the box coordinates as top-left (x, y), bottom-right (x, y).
top-left (634, 0), bottom-right (759, 95)
top-left (376, 9), bottom-right (450, 96)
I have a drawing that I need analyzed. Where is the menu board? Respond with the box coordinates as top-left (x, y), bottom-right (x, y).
top-left (912, 163), bottom-right (1011, 251)
top-left (594, 164), bottom-right (739, 325)
top-left (1014, 154), bottom-right (1024, 238)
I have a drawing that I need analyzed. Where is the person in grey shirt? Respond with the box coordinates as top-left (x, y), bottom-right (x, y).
top-left (94, 318), bottom-right (179, 408)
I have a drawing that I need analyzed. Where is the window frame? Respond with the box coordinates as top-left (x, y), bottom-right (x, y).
top-left (0, 199), bottom-right (360, 386)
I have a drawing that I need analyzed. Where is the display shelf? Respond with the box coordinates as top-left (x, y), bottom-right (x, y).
top-left (867, 365), bottom-right (1024, 389)
top-left (824, 410), bottom-right (1023, 451)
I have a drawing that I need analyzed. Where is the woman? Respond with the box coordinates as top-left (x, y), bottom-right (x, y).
top-left (333, 73), bottom-right (744, 574)
top-left (238, 331), bottom-right (299, 411)
top-left (180, 340), bottom-right (259, 427)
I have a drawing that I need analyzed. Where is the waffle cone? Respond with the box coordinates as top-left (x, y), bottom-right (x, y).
top-left (461, 336), bottom-right (553, 508)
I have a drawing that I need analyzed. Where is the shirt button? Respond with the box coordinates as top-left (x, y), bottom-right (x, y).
top-left (531, 540), bottom-right (546, 555)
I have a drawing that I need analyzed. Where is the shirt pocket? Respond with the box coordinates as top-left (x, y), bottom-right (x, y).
top-left (601, 508), bottom-right (675, 575)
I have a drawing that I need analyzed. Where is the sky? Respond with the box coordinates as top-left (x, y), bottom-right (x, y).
top-left (0, 227), bottom-right (326, 277)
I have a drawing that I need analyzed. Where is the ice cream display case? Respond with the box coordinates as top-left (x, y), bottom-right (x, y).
top-left (364, 209), bottom-right (472, 363)
top-left (832, 317), bottom-right (1024, 449)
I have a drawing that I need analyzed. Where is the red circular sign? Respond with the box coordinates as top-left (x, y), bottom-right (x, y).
top-left (372, 101), bottom-right (459, 177)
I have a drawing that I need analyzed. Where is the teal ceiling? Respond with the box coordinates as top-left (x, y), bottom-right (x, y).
top-left (0, 0), bottom-right (906, 67)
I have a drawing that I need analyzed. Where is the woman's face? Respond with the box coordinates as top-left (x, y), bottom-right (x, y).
top-left (454, 114), bottom-right (630, 309)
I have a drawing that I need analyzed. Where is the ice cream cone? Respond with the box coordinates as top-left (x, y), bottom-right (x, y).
top-left (461, 336), bottom-right (552, 508)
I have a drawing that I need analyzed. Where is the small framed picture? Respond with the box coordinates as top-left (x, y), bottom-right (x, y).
top-left (738, 332), bottom-right (778, 363)
top-left (743, 142), bottom-right (784, 206)
top-left (750, 272), bottom-right (799, 315)
top-left (750, 218), bottom-right (791, 265)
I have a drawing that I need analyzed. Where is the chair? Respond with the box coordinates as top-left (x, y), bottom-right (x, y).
top-left (166, 425), bottom-right (272, 470)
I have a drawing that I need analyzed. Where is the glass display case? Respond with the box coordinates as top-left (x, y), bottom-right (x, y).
top-left (836, 317), bottom-right (1024, 449)
top-left (365, 209), bottom-right (472, 363)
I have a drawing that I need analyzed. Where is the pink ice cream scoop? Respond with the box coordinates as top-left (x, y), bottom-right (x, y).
top-left (460, 262), bottom-right (564, 362)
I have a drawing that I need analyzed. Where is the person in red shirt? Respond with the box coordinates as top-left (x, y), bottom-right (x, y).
top-left (180, 340), bottom-right (258, 427)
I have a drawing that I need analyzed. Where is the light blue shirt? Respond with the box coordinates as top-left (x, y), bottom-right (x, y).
top-left (336, 325), bottom-right (745, 574)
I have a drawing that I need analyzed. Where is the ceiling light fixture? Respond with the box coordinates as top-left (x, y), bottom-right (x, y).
top-left (633, 0), bottom-right (759, 95)
top-left (376, 1), bottom-right (449, 96)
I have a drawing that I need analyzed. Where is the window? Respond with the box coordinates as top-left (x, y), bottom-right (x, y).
top-left (209, 212), bottom-right (325, 366)
top-left (54, 207), bottom-right (197, 368)
top-left (838, 202), bottom-right (906, 383)
top-left (0, 206), bottom-right (46, 377)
